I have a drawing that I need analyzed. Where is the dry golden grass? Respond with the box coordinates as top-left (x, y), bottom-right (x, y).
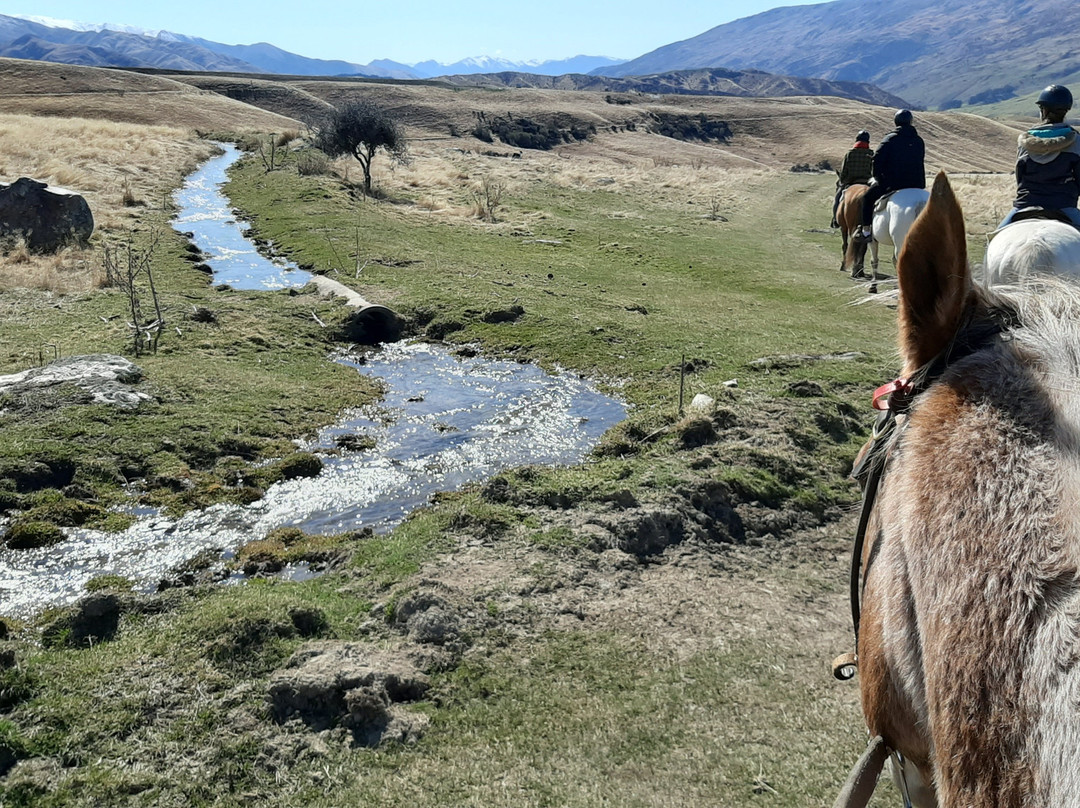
top-left (256, 77), bottom-right (1024, 239)
top-left (0, 57), bottom-right (299, 131)
top-left (0, 111), bottom-right (219, 293)
top-left (282, 79), bottom-right (1022, 173)
top-left (0, 58), bottom-right (311, 295)
top-left (0, 58), bottom-right (1029, 292)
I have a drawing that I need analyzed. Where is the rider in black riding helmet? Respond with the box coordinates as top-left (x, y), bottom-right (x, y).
top-left (999, 84), bottom-right (1080, 229)
top-left (831, 130), bottom-right (873, 228)
top-left (858, 110), bottom-right (926, 241)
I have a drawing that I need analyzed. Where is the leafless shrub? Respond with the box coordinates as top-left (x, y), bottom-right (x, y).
top-left (102, 230), bottom-right (164, 356)
top-left (470, 176), bottom-right (506, 223)
top-left (255, 133), bottom-right (288, 173)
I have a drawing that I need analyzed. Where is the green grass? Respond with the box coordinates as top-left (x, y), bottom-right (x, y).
top-left (0, 215), bottom-right (381, 516)
top-left (0, 145), bottom-right (901, 807)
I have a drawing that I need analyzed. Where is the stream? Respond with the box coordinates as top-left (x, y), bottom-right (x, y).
top-left (0, 145), bottom-right (626, 618)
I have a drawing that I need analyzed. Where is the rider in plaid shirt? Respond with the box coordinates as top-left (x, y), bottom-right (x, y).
top-left (831, 131), bottom-right (873, 228)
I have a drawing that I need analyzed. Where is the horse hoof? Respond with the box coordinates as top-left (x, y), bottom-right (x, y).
top-left (852, 270), bottom-right (867, 279)
top-left (869, 284), bottom-right (878, 294)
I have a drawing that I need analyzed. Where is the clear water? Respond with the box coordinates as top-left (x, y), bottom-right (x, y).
top-left (0, 148), bottom-right (626, 619)
top-left (171, 143), bottom-right (313, 290)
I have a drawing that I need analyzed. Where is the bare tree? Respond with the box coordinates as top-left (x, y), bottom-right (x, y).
top-left (310, 100), bottom-right (409, 196)
top-left (102, 230), bottom-right (164, 356)
top-left (470, 176), bottom-right (506, 222)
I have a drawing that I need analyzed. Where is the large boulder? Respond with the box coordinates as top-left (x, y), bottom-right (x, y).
top-left (0, 177), bottom-right (94, 253)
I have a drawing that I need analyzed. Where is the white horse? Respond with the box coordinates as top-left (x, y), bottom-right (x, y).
top-left (850, 188), bottom-right (931, 279)
top-left (982, 218), bottom-right (1080, 287)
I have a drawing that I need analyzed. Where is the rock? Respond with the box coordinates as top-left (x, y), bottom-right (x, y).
top-left (0, 354), bottom-right (150, 410)
top-left (0, 177), bottom-right (93, 252)
top-left (687, 393), bottom-right (716, 414)
top-left (268, 642), bottom-right (431, 746)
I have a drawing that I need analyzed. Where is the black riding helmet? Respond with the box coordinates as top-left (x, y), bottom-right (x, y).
top-left (856, 130), bottom-right (870, 143)
top-left (894, 109), bottom-right (913, 127)
top-left (1037, 84), bottom-right (1073, 111)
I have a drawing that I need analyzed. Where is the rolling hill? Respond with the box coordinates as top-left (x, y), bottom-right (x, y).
top-left (438, 67), bottom-right (907, 107)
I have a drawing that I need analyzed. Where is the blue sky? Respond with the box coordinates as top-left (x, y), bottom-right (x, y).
top-left (3, 1), bottom-right (823, 65)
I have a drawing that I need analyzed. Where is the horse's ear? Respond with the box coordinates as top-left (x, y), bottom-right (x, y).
top-left (896, 172), bottom-right (972, 371)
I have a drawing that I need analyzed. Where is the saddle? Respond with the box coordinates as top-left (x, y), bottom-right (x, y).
top-left (1010, 206), bottom-right (1074, 225)
top-left (872, 191), bottom-right (899, 216)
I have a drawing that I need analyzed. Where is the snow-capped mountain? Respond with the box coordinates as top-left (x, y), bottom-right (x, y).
top-left (410, 55), bottom-right (625, 78)
top-left (0, 13), bottom-right (624, 79)
top-left (9, 14), bottom-right (165, 37)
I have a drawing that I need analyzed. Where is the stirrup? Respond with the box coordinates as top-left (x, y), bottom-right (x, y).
top-left (832, 652), bottom-right (858, 680)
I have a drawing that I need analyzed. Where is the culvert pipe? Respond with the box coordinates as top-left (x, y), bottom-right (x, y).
top-left (308, 275), bottom-right (404, 344)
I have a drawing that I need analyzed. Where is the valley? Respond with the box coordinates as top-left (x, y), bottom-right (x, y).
top-left (0, 59), bottom-right (1032, 806)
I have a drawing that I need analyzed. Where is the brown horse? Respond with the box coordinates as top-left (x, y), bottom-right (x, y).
top-left (849, 172), bottom-right (1080, 806)
top-left (836, 183), bottom-right (871, 278)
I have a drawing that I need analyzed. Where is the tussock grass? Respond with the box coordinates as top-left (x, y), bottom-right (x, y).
top-left (0, 113), bottom-right (218, 293)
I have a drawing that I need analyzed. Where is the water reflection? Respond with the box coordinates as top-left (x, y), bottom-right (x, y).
top-left (0, 343), bottom-right (625, 618)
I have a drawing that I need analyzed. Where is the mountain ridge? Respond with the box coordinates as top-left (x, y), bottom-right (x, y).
top-left (594, 0), bottom-right (1080, 110)
top-left (0, 15), bottom-right (625, 81)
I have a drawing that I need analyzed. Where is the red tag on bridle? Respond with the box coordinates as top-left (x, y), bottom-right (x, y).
top-left (872, 378), bottom-right (910, 411)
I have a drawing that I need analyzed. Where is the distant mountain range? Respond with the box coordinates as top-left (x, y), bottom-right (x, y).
top-left (593, 0), bottom-right (1080, 110)
top-left (0, 15), bottom-right (625, 80)
top-left (6, 3), bottom-right (1074, 110)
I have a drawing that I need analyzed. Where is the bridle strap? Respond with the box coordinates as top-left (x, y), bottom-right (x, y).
top-left (841, 301), bottom-right (1018, 667)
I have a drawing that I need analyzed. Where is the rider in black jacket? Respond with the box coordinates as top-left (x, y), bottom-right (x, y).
top-left (858, 110), bottom-right (926, 240)
top-left (999, 84), bottom-right (1080, 229)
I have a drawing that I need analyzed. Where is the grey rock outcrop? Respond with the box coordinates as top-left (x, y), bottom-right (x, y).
top-left (0, 177), bottom-right (94, 252)
top-left (0, 354), bottom-right (151, 410)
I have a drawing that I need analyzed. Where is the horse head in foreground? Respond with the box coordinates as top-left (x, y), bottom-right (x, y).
top-left (849, 172), bottom-right (1080, 807)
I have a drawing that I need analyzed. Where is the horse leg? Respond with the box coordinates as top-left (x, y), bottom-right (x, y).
top-left (871, 241), bottom-right (880, 277)
top-left (851, 240), bottom-right (867, 278)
